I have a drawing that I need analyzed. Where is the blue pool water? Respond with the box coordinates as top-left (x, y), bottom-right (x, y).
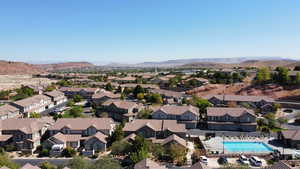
top-left (223, 142), bottom-right (273, 153)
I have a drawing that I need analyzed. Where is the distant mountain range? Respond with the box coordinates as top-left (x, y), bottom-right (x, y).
top-left (135, 56), bottom-right (296, 67)
top-left (0, 56), bottom-right (299, 75)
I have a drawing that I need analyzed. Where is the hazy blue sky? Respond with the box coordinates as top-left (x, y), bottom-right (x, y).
top-left (0, 0), bottom-right (300, 64)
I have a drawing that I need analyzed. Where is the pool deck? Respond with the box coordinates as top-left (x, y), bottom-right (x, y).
top-left (202, 136), bottom-right (296, 155)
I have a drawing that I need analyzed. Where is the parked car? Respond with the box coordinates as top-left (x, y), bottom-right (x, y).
top-left (200, 156), bottom-right (208, 164)
top-left (238, 155), bottom-right (250, 165)
top-left (249, 156), bottom-right (262, 167)
top-left (218, 157), bottom-right (228, 165)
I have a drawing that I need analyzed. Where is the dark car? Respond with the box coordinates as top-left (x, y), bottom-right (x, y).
top-left (218, 157), bottom-right (228, 165)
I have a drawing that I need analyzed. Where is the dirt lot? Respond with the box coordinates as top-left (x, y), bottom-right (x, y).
top-left (0, 75), bottom-right (57, 90)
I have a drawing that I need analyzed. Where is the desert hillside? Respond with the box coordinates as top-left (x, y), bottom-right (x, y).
top-left (0, 60), bottom-right (45, 75)
top-left (35, 62), bottom-right (95, 71)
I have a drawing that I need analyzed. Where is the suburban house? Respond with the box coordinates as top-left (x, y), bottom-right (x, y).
top-left (44, 118), bottom-right (114, 156)
top-left (123, 119), bottom-right (187, 139)
top-left (0, 104), bottom-right (20, 120)
top-left (91, 90), bottom-right (120, 106)
top-left (188, 161), bottom-right (212, 169)
top-left (114, 76), bottom-right (136, 84)
top-left (59, 87), bottom-right (100, 99)
top-left (151, 89), bottom-right (185, 104)
top-left (11, 94), bottom-right (53, 116)
top-left (203, 94), bottom-right (274, 112)
top-left (20, 163), bottom-right (41, 169)
top-left (152, 105), bottom-right (199, 129)
top-left (278, 130), bottom-right (300, 149)
top-left (206, 107), bottom-right (257, 132)
top-left (101, 99), bottom-right (142, 122)
top-left (44, 90), bottom-right (68, 106)
top-left (47, 118), bottom-right (115, 137)
top-left (120, 83), bottom-right (159, 90)
top-left (153, 134), bottom-right (187, 149)
top-left (266, 160), bottom-right (300, 169)
top-left (134, 158), bottom-right (167, 169)
top-left (0, 118), bottom-right (54, 153)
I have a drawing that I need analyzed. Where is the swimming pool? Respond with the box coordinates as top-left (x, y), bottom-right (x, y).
top-left (223, 142), bottom-right (273, 153)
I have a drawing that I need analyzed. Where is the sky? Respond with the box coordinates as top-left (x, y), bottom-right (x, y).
top-left (0, 0), bottom-right (300, 64)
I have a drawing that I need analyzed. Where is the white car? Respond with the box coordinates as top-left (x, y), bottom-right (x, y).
top-left (200, 156), bottom-right (208, 164)
top-left (249, 156), bottom-right (262, 167)
top-left (239, 155), bottom-right (250, 165)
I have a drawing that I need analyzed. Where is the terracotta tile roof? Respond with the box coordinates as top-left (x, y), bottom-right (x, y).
top-left (188, 161), bottom-right (212, 169)
top-left (123, 119), bottom-right (186, 133)
top-left (44, 90), bottom-right (65, 98)
top-left (85, 132), bottom-right (107, 143)
top-left (120, 84), bottom-right (159, 89)
top-left (0, 135), bottom-right (12, 141)
top-left (20, 163), bottom-right (41, 169)
top-left (123, 133), bottom-right (137, 142)
top-left (102, 99), bottom-right (139, 110)
top-left (51, 132), bottom-right (82, 142)
top-left (267, 161), bottom-right (298, 169)
top-left (49, 118), bottom-right (115, 131)
top-left (0, 104), bottom-right (19, 116)
top-left (12, 94), bottom-right (51, 107)
top-left (116, 76), bottom-right (136, 81)
top-left (160, 134), bottom-right (187, 147)
top-left (151, 89), bottom-right (184, 98)
top-left (156, 105), bottom-right (199, 116)
top-left (281, 130), bottom-right (300, 141)
top-left (59, 87), bottom-right (99, 93)
top-left (92, 91), bottom-right (120, 99)
top-left (134, 158), bottom-right (167, 169)
top-left (204, 94), bottom-right (274, 103)
top-left (207, 107), bottom-right (256, 117)
top-left (1, 118), bottom-right (49, 134)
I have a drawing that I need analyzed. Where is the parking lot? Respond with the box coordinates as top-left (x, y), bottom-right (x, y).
top-left (206, 157), bottom-right (268, 168)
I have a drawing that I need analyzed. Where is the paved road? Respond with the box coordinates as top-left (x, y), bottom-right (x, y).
top-left (13, 158), bottom-right (71, 166)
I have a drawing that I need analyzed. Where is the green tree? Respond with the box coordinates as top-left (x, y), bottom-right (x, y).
top-left (165, 144), bottom-right (187, 165)
top-left (190, 96), bottom-right (212, 114)
top-left (69, 106), bottom-right (83, 118)
top-left (105, 83), bottom-right (113, 91)
top-left (130, 135), bottom-right (150, 164)
top-left (12, 86), bottom-right (36, 101)
top-left (91, 156), bottom-right (122, 169)
top-left (45, 85), bottom-right (56, 92)
top-left (137, 108), bottom-right (152, 119)
top-left (0, 90), bottom-right (10, 100)
top-left (62, 147), bottom-right (76, 157)
top-left (0, 152), bottom-right (19, 169)
top-left (145, 93), bottom-right (163, 104)
top-left (67, 100), bottom-right (75, 107)
top-left (108, 124), bottom-right (124, 145)
top-left (256, 68), bottom-right (271, 84)
top-left (110, 141), bottom-right (131, 156)
top-left (30, 112), bottom-right (41, 118)
top-left (133, 85), bottom-right (145, 98)
top-left (65, 156), bottom-right (91, 169)
top-left (40, 161), bottom-right (57, 169)
top-left (275, 67), bottom-right (290, 84)
top-left (296, 72), bottom-right (300, 85)
top-left (72, 94), bottom-right (83, 103)
top-left (137, 93), bottom-right (145, 101)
